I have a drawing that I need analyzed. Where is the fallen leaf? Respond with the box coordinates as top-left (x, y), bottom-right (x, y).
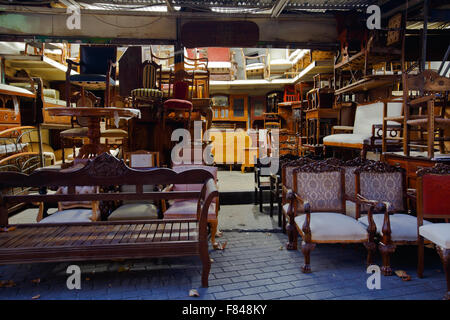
top-left (118, 266), bottom-right (129, 273)
top-left (216, 231), bottom-right (223, 238)
top-left (189, 289), bottom-right (199, 297)
top-left (394, 270), bottom-right (411, 281)
top-left (31, 278), bottom-right (40, 284)
top-left (210, 258), bottom-right (214, 263)
top-left (279, 246), bottom-right (283, 250)
top-left (32, 294), bottom-right (40, 300)
top-left (0, 226), bottom-right (16, 233)
top-left (213, 241), bottom-right (228, 250)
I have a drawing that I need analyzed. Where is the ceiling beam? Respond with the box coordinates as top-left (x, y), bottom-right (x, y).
top-left (271, 0), bottom-right (290, 18)
top-left (165, 0), bottom-right (174, 12)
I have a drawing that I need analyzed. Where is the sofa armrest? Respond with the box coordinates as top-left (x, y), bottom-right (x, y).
top-left (332, 126), bottom-right (354, 134)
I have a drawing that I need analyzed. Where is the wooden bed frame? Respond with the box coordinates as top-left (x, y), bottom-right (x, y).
top-left (0, 153), bottom-right (218, 287)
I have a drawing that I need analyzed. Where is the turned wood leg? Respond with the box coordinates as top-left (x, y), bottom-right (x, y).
top-left (379, 243), bottom-right (396, 276)
top-left (417, 236), bottom-right (425, 278)
top-left (210, 221), bottom-right (218, 245)
top-left (437, 247), bottom-right (450, 300)
top-left (259, 188), bottom-right (263, 212)
top-left (254, 187), bottom-right (258, 205)
top-left (270, 191), bottom-right (274, 218)
top-left (301, 242), bottom-right (316, 273)
top-left (286, 222), bottom-right (298, 250)
top-left (364, 241), bottom-right (377, 266)
top-left (199, 240), bottom-right (211, 288)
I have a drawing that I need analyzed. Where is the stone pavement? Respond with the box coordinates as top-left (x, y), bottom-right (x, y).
top-left (0, 207), bottom-right (446, 300)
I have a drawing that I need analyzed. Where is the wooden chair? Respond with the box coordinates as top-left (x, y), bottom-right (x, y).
top-left (184, 55), bottom-right (210, 98)
top-left (65, 45), bottom-right (117, 108)
top-left (130, 60), bottom-right (163, 108)
top-left (241, 49), bottom-right (268, 80)
top-left (162, 70), bottom-right (194, 130)
top-left (416, 164), bottom-right (450, 300)
top-left (285, 161), bottom-right (377, 273)
top-left (354, 161), bottom-right (432, 276)
top-left (38, 185), bottom-right (99, 223)
top-left (254, 157), bottom-right (272, 213)
top-left (162, 164), bottom-right (220, 244)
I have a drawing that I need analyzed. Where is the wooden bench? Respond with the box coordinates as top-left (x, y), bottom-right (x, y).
top-left (0, 153), bottom-right (218, 287)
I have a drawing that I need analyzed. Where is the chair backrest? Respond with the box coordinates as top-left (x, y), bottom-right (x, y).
top-left (417, 164), bottom-right (450, 219)
top-left (342, 158), bottom-right (374, 199)
top-left (353, 100), bottom-right (403, 136)
top-left (355, 161), bottom-right (406, 214)
top-left (281, 158), bottom-right (314, 189)
top-left (142, 60), bottom-right (161, 90)
top-left (172, 165), bottom-right (218, 192)
top-left (293, 162), bottom-right (345, 213)
top-left (125, 150), bottom-right (159, 168)
top-left (79, 46), bottom-right (117, 75)
top-left (173, 81), bottom-right (189, 100)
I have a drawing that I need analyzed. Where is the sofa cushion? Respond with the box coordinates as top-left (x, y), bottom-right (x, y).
top-left (358, 213), bottom-right (431, 242)
top-left (419, 223), bottom-right (450, 249)
top-left (164, 200), bottom-right (216, 221)
top-left (108, 203), bottom-right (158, 221)
top-left (39, 209), bottom-right (92, 223)
top-left (323, 134), bottom-right (370, 147)
top-left (295, 212), bottom-right (368, 242)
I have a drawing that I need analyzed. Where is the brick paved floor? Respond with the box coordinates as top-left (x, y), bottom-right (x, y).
top-left (0, 227), bottom-right (446, 300)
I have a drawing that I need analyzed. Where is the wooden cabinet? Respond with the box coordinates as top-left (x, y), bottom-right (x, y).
top-left (42, 102), bottom-right (71, 126)
top-left (211, 94), bottom-right (248, 129)
top-left (250, 96), bottom-right (266, 129)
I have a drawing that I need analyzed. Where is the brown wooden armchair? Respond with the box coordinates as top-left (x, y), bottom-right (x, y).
top-left (285, 161), bottom-right (377, 273)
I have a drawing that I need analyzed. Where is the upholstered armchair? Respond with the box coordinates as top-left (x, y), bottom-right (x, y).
top-left (323, 99), bottom-right (402, 158)
top-left (354, 161), bottom-right (432, 276)
top-left (285, 162), bottom-right (378, 273)
top-left (162, 165), bottom-right (220, 244)
top-left (130, 60), bottom-right (164, 108)
top-left (38, 186), bottom-right (99, 223)
top-left (65, 45), bottom-right (117, 108)
top-left (416, 164), bottom-right (450, 300)
top-left (280, 157), bottom-right (314, 233)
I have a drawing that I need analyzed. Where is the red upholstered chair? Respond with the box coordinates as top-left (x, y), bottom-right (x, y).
top-left (163, 71), bottom-right (194, 129)
top-left (416, 164), bottom-right (450, 300)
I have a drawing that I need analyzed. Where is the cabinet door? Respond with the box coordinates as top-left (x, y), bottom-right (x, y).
top-left (230, 95), bottom-right (248, 120)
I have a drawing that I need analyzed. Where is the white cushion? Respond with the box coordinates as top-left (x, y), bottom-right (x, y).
top-left (108, 203), bottom-right (158, 221)
top-left (419, 223), bottom-right (450, 249)
top-left (39, 209), bottom-right (92, 223)
top-left (269, 59), bottom-right (293, 71)
top-left (295, 212), bottom-right (368, 242)
top-left (358, 213), bottom-right (432, 242)
top-left (246, 63), bottom-right (265, 71)
top-left (323, 133), bottom-right (371, 146)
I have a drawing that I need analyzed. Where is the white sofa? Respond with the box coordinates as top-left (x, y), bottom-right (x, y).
top-left (323, 99), bottom-right (402, 157)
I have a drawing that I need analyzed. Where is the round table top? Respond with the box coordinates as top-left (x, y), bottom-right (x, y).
top-left (45, 107), bottom-right (141, 119)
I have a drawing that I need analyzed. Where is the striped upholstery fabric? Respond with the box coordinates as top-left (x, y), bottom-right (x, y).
top-left (131, 88), bottom-right (163, 98)
top-left (143, 63), bottom-right (157, 89)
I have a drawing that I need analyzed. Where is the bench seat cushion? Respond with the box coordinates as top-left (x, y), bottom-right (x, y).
top-left (295, 212), bottom-right (368, 242)
top-left (39, 209), bottom-right (93, 223)
top-left (323, 134), bottom-right (370, 148)
top-left (164, 200), bottom-right (216, 221)
top-left (358, 213), bottom-right (432, 242)
top-left (108, 203), bottom-right (158, 221)
top-left (419, 223), bottom-right (450, 249)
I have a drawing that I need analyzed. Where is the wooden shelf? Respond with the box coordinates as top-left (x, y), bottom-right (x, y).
top-left (334, 48), bottom-right (401, 71)
top-left (334, 75), bottom-right (401, 95)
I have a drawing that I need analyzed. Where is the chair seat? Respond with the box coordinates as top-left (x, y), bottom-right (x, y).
top-left (100, 128), bottom-right (128, 138)
top-left (246, 63), bottom-right (265, 71)
top-left (295, 212), bottom-right (368, 242)
top-left (358, 213), bottom-right (432, 242)
top-left (164, 200), bottom-right (216, 221)
top-left (419, 223), bottom-right (450, 249)
top-left (323, 134), bottom-right (371, 148)
top-left (131, 88), bottom-right (163, 99)
top-left (39, 209), bottom-right (93, 223)
top-left (108, 203), bottom-right (158, 221)
top-left (164, 99), bottom-right (193, 110)
top-left (70, 74), bottom-right (115, 85)
top-left (60, 127), bottom-right (89, 138)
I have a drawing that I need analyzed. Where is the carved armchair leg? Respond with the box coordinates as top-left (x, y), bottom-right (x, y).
top-left (286, 221), bottom-right (298, 250)
top-left (301, 242), bottom-right (316, 273)
top-left (364, 241), bottom-right (377, 266)
top-left (210, 220), bottom-right (218, 245)
top-left (417, 236), bottom-right (425, 278)
top-left (379, 243), bottom-right (396, 276)
top-left (437, 247), bottom-right (450, 300)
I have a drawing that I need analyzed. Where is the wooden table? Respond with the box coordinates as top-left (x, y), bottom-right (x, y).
top-left (45, 107), bottom-right (140, 162)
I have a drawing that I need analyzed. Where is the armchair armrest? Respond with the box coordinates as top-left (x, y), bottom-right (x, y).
top-left (161, 184), bottom-right (174, 213)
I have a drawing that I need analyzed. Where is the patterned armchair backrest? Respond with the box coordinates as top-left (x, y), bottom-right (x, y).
top-left (358, 170), bottom-right (405, 212)
top-left (344, 166), bottom-right (358, 199)
top-left (142, 61), bottom-right (159, 89)
top-left (294, 169), bottom-right (344, 213)
top-left (281, 158), bottom-right (314, 189)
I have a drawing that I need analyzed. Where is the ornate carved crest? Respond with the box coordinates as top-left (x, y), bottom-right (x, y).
top-left (354, 160), bottom-right (404, 174)
top-left (281, 157), bottom-right (313, 169)
top-left (416, 163), bottom-right (450, 177)
top-left (294, 161), bottom-right (343, 174)
top-left (84, 153), bottom-right (129, 178)
top-left (344, 157), bottom-right (375, 167)
top-left (321, 157), bottom-right (345, 166)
